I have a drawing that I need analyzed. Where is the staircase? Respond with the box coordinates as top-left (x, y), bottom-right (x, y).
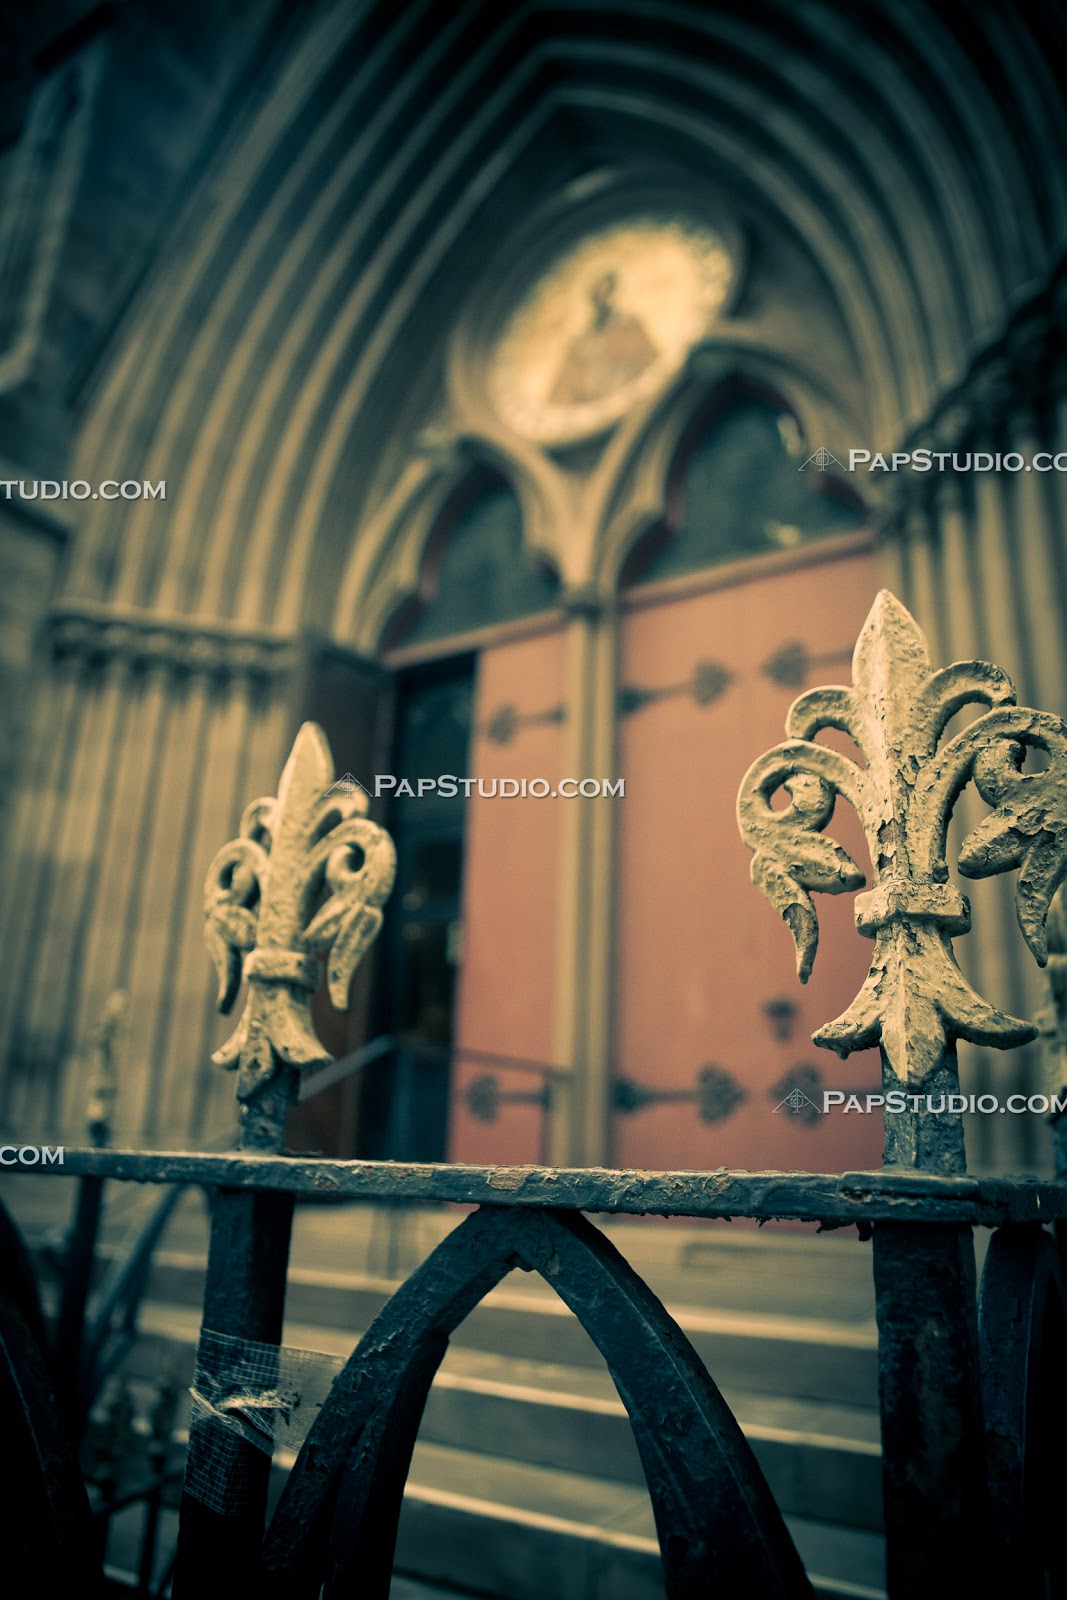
top-left (29, 1193), bottom-right (888, 1598)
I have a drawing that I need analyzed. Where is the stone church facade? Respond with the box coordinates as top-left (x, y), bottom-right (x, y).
top-left (0, 0), bottom-right (1065, 1174)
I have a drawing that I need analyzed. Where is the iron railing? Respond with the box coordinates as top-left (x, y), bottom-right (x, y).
top-left (4, 592), bottom-right (1067, 1600)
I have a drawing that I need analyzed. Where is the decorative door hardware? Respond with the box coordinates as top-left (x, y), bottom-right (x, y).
top-left (479, 645), bottom-right (856, 736)
top-left (618, 642), bottom-right (854, 720)
top-left (464, 1072), bottom-right (552, 1121)
top-left (760, 641), bottom-right (854, 689)
top-left (762, 996), bottom-right (798, 1041)
top-left (481, 701), bottom-right (567, 744)
top-left (613, 1063), bottom-right (747, 1123)
top-left (618, 659), bottom-right (732, 716)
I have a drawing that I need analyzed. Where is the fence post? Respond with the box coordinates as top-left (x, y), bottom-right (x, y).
top-left (54, 989), bottom-right (126, 1435)
top-left (172, 723), bottom-right (395, 1597)
top-left (738, 589), bottom-right (1067, 1600)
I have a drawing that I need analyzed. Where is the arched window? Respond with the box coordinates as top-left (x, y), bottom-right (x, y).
top-left (623, 394), bottom-right (863, 587)
top-left (390, 472), bottom-right (560, 648)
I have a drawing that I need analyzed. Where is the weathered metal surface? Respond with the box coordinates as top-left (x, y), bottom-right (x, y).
top-left (10, 602), bottom-right (1067, 1599)
top-left (54, 992), bottom-right (131, 1432)
top-left (735, 589), bottom-right (1067, 1595)
top-left (205, 721), bottom-right (395, 1150)
top-left (259, 1206), bottom-right (812, 1600)
top-left (84, 989), bottom-right (127, 1148)
top-left (20, 1145), bottom-right (1067, 1223)
top-left (172, 1187), bottom-right (295, 1600)
top-left (184, 719), bottom-right (395, 1583)
top-left (171, 724), bottom-right (395, 1593)
top-left (873, 1222), bottom-right (991, 1599)
top-left (737, 589), bottom-right (1067, 1167)
top-left (1038, 886), bottom-right (1067, 1181)
top-left (978, 1224), bottom-right (1067, 1597)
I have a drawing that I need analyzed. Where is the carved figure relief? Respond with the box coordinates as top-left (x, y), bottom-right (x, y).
top-left (488, 217), bottom-right (733, 445)
top-left (548, 271), bottom-right (658, 405)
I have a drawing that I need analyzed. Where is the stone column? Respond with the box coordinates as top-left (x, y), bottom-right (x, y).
top-left (932, 471), bottom-right (999, 1166)
top-left (551, 587), bottom-right (619, 1167)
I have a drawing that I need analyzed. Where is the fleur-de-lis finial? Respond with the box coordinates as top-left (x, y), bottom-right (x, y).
top-left (204, 723), bottom-right (396, 1149)
top-left (737, 591), bottom-right (1067, 1168)
top-left (85, 989), bottom-right (127, 1147)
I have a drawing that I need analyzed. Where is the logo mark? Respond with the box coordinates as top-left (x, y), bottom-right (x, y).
top-left (798, 447), bottom-right (843, 472)
top-left (773, 1086), bottom-right (823, 1115)
top-left (324, 773), bottom-right (371, 799)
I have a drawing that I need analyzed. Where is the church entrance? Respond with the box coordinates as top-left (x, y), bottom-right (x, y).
top-left (356, 660), bottom-right (474, 1161)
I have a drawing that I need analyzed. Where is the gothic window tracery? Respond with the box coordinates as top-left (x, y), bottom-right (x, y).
top-left (388, 473), bottom-right (560, 650)
top-left (623, 395), bottom-right (864, 588)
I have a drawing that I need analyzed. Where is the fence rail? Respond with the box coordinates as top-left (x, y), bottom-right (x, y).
top-left (20, 1146), bottom-right (1067, 1226)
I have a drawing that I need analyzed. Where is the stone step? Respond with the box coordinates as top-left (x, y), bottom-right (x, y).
top-left (99, 1246), bottom-right (879, 1408)
top-left (113, 1299), bottom-right (882, 1533)
top-left (273, 1437), bottom-right (887, 1600)
top-left (99, 1432), bottom-right (885, 1600)
top-left (418, 1357), bottom-right (882, 1532)
top-left (86, 1222), bottom-right (883, 1539)
top-left (69, 1213), bottom-right (885, 1597)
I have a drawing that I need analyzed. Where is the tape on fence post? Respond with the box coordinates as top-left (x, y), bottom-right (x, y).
top-left (183, 1329), bottom-right (345, 1515)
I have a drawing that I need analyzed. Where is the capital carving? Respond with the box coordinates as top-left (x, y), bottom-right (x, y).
top-left (47, 604), bottom-right (296, 682)
top-left (737, 591), bottom-right (1067, 1088)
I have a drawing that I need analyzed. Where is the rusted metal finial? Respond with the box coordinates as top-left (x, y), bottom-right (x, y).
top-left (737, 589), bottom-right (1067, 1170)
top-left (204, 722), bottom-right (396, 1150)
top-left (84, 989), bottom-right (128, 1147)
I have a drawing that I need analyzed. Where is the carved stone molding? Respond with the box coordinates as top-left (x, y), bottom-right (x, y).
top-left (46, 602), bottom-right (297, 682)
top-left (871, 253), bottom-right (1067, 540)
top-left (894, 250), bottom-right (1067, 469)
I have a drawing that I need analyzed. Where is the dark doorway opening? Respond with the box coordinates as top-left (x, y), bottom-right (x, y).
top-left (357, 656), bottom-right (474, 1161)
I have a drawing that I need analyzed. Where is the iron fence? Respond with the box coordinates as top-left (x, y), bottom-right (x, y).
top-left (4, 591), bottom-right (1067, 1600)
